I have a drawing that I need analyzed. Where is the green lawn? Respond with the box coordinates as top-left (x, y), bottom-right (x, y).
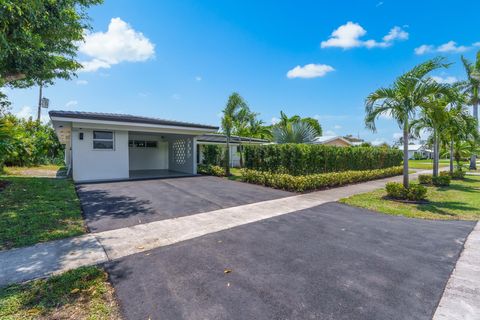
top-left (408, 159), bottom-right (450, 170)
top-left (0, 266), bottom-right (120, 320)
top-left (228, 167), bottom-right (243, 181)
top-left (0, 168), bottom-right (85, 250)
top-left (340, 175), bottom-right (480, 220)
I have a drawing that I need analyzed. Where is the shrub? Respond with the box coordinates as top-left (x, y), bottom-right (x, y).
top-left (386, 182), bottom-right (407, 199)
top-left (406, 184), bottom-right (427, 201)
top-left (386, 182), bottom-right (427, 201)
top-left (201, 145), bottom-right (224, 166)
top-left (240, 166), bottom-right (403, 192)
top-left (418, 174), bottom-right (433, 185)
top-left (433, 174), bottom-right (451, 186)
top-left (451, 170), bottom-right (466, 180)
top-left (197, 164), bottom-right (226, 177)
top-left (243, 144), bottom-right (403, 176)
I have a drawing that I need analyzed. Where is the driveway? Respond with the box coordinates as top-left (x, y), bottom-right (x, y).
top-left (105, 202), bottom-right (474, 320)
top-left (76, 176), bottom-right (293, 232)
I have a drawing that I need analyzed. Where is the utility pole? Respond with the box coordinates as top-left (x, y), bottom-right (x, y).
top-left (37, 83), bottom-right (43, 122)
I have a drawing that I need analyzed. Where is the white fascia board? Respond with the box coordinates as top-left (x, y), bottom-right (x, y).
top-left (50, 116), bottom-right (217, 135)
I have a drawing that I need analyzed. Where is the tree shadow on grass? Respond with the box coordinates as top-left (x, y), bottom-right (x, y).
top-left (415, 201), bottom-right (478, 216)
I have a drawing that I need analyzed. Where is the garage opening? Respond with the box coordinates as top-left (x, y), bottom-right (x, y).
top-left (128, 132), bottom-right (196, 179)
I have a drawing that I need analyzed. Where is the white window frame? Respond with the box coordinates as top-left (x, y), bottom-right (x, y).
top-left (93, 130), bottom-right (115, 150)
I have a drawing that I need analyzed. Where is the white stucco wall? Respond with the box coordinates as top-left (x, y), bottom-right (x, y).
top-left (128, 134), bottom-right (168, 170)
top-left (71, 128), bottom-right (129, 182)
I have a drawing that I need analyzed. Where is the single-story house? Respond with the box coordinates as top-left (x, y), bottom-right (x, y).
top-left (398, 144), bottom-right (433, 160)
top-left (312, 136), bottom-right (353, 147)
top-left (196, 134), bottom-right (269, 167)
top-left (50, 110), bottom-right (219, 182)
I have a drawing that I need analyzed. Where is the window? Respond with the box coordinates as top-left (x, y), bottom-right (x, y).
top-left (93, 131), bottom-right (114, 150)
top-left (128, 140), bottom-right (158, 148)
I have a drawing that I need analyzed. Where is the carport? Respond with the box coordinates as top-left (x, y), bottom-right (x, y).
top-left (49, 111), bottom-right (219, 182)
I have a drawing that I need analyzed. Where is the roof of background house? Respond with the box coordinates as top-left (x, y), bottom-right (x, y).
top-left (312, 135), bottom-right (352, 145)
top-left (398, 144), bottom-right (430, 152)
top-left (49, 110), bottom-right (219, 130)
top-left (197, 133), bottom-right (269, 144)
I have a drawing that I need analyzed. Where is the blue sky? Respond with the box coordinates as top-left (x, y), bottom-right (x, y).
top-left (5, 0), bottom-right (480, 144)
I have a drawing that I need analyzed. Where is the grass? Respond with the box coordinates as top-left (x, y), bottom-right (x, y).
top-left (340, 175), bottom-right (480, 220)
top-left (3, 164), bottom-right (66, 177)
top-left (408, 159), bottom-right (450, 170)
top-left (228, 167), bottom-right (243, 181)
top-left (0, 167), bottom-right (85, 250)
top-left (0, 266), bottom-right (120, 320)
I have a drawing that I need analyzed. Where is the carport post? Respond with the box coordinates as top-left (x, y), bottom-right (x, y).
top-left (193, 136), bottom-right (197, 174)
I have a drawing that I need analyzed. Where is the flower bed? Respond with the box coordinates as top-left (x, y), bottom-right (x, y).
top-left (240, 166), bottom-right (403, 192)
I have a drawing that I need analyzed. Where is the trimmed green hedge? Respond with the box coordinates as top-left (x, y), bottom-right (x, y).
top-left (197, 164), bottom-right (226, 177)
top-left (240, 166), bottom-right (403, 192)
top-left (243, 144), bottom-right (402, 175)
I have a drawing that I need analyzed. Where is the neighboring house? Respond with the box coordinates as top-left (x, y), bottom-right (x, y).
top-left (196, 134), bottom-right (269, 167)
top-left (312, 136), bottom-right (353, 147)
top-left (398, 144), bottom-right (433, 160)
top-left (50, 111), bottom-right (218, 182)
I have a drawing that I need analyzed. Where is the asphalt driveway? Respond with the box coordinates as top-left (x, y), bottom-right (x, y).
top-left (105, 202), bottom-right (474, 320)
top-left (76, 176), bottom-right (293, 232)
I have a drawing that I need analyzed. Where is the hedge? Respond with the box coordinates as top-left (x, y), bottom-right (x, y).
top-left (197, 164), bottom-right (226, 177)
top-left (241, 166), bottom-right (403, 192)
top-left (243, 144), bottom-right (402, 176)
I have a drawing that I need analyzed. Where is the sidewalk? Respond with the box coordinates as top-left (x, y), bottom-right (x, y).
top-left (0, 171), bottom-right (425, 287)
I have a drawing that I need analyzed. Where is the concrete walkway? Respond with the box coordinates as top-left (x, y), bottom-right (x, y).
top-left (0, 172), bottom-right (416, 287)
top-left (433, 221), bottom-right (480, 320)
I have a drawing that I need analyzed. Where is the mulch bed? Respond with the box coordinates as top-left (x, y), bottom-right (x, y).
top-left (0, 180), bottom-right (10, 192)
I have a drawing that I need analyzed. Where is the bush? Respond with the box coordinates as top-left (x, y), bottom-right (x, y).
top-left (385, 182), bottom-right (427, 201)
top-left (201, 145), bottom-right (224, 166)
top-left (433, 174), bottom-right (451, 186)
top-left (197, 164), bottom-right (226, 177)
top-left (406, 184), bottom-right (427, 201)
top-left (451, 170), bottom-right (466, 180)
top-left (418, 174), bottom-right (433, 185)
top-left (386, 182), bottom-right (407, 199)
top-left (243, 144), bottom-right (402, 176)
top-left (240, 166), bottom-right (403, 192)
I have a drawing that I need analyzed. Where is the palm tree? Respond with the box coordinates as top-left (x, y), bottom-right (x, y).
top-left (460, 51), bottom-right (480, 169)
top-left (365, 57), bottom-right (449, 188)
top-left (221, 92), bottom-right (249, 176)
top-left (272, 121), bottom-right (317, 143)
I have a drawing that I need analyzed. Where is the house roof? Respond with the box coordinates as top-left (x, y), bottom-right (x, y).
top-left (398, 144), bottom-right (426, 152)
top-left (49, 110), bottom-right (219, 130)
top-left (197, 134), bottom-right (269, 144)
top-left (312, 135), bottom-right (352, 145)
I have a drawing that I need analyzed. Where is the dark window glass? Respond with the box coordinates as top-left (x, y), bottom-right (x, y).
top-left (128, 140), bottom-right (134, 147)
top-left (93, 131), bottom-right (113, 140)
top-left (134, 140), bottom-right (145, 147)
top-left (146, 141), bottom-right (157, 148)
top-left (93, 141), bottom-right (113, 149)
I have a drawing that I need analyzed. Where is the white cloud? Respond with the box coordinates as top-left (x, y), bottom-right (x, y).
top-left (379, 109), bottom-right (393, 119)
top-left (324, 130), bottom-right (337, 136)
top-left (65, 100), bottom-right (78, 109)
top-left (334, 125), bottom-right (342, 129)
top-left (271, 117), bottom-right (280, 125)
top-left (415, 41), bottom-right (471, 55)
top-left (393, 132), bottom-right (403, 140)
top-left (16, 106), bottom-right (34, 119)
top-left (76, 80), bottom-right (88, 85)
top-left (430, 75), bottom-right (458, 84)
top-left (371, 138), bottom-right (386, 146)
top-left (474, 42), bottom-right (480, 47)
top-left (79, 17), bottom-right (155, 72)
top-left (287, 64), bottom-right (335, 79)
top-left (195, 76), bottom-right (202, 81)
top-left (320, 22), bottom-right (408, 49)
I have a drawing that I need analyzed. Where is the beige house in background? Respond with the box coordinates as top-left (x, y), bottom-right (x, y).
top-left (312, 136), bottom-right (353, 147)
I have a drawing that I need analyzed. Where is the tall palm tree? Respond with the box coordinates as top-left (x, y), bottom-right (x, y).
top-left (460, 51), bottom-right (480, 169)
top-left (365, 57), bottom-right (449, 188)
top-left (221, 92), bottom-right (249, 176)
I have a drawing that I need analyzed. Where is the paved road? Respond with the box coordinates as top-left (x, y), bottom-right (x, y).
top-left (106, 202), bottom-right (474, 320)
top-left (76, 176), bottom-right (292, 232)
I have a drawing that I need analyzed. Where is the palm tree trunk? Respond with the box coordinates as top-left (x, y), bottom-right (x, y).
top-left (225, 136), bottom-right (231, 176)
top-left (450, 139), bottom-right (454, 174)
top-left (433, 131), bottom-right (439, 177)
top-left (402, 123), bottom-right (409, 189)
top-left (470, 101), bottom-right (478, 170)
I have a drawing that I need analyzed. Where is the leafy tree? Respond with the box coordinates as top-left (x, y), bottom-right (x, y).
top-left (302, 117), bottom-right (322, 136)
top-left (460, 51), bottom-right (480, 169)
top-left (277, 111), bottom-right (322, 136)
top-left (248, 118), bottom-right (272, 140)
top-left (0, 0), bottom-right (102, 91)
top-left (221, 92), bottom-right (249, 175)
top-left (365, 57), bottom-right (449, 188)
top-left (0, 116), bottom-right (15, 170)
